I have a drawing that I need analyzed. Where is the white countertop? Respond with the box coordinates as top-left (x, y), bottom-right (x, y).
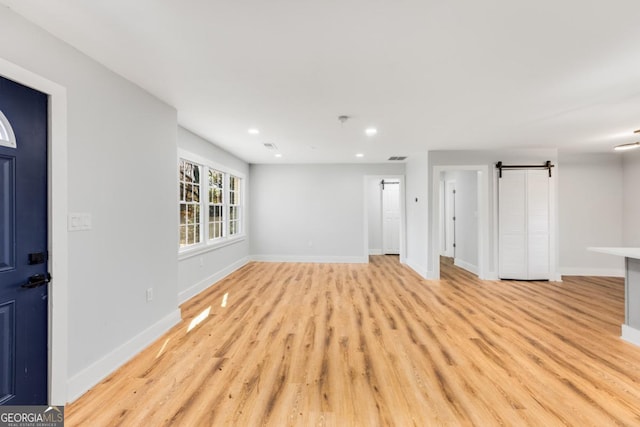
top-left (588, 247), bottom-right (640, 259)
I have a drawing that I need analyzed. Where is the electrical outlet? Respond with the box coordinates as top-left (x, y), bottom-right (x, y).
top-left (146, 288), bottom-right (153, 302)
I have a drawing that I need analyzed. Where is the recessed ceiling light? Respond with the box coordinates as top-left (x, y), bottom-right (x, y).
top-left (274, 153), bottom-right (283, 158)
top-left (614, 142), bottom-right (640, 151)
top-left (248, 128), bottom-right (260, 135)
top-left (356, 153), bottom-right (364, 158)
top-left (365, 128), bottom-right (377, 136)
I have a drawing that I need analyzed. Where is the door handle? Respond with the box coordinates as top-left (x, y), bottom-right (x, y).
top-left (21, 273), bottom-right (52, 289)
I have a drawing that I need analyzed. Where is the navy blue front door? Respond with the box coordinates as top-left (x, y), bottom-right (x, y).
top-left (0, 76), bottom-right (48, 405)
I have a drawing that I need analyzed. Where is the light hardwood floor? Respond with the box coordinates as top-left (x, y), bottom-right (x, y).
top-left (66, 256), bottom-right (640, 426)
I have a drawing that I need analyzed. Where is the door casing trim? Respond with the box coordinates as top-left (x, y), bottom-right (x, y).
top-left (0, 57), bottom-right (68, 405)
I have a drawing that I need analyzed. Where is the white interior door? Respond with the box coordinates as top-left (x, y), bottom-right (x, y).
top-left (526, 171), bottom-right (550, 280)
top-left (498, 171), bottom-right (527, 279)
top-left (382, 181), bottom-right (400, 254)
top-left (498, 169), bottom-right (549, 280)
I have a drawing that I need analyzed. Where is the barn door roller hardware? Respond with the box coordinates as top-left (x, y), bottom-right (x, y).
top-left (381, 179), bottom-right (400, 190)
top-left (495, 160), bottom-right (555, 178)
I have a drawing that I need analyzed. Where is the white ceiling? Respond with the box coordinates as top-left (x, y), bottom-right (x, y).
top-left (3, 0), bottom-right (640, 163)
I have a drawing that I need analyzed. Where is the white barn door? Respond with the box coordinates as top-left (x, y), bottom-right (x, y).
top-left (498, 169), bottom-right (550, 280)
top-left (382, 181), bottom-right (400, 255)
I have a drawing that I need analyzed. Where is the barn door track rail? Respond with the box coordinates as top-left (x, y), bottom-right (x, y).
top-left (495, 160), bottom-right (555, 178)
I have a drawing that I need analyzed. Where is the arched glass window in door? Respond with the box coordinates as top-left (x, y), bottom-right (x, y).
top-left (0, 110), bottom-right (17, 149)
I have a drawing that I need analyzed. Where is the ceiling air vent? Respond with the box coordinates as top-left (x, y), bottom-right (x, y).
top-left (388, 156), bottom-right (407, 161)
top-left (263, 143), bottom-right (278, 151)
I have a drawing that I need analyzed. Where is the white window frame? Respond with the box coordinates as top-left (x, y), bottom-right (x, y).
top-left (0, 110), bottom-right (17, 149)
top-left (228, 174), bottom-right (242, 236)
top-left (178, 150), bottom-right (246, 259)
top-left (178, 159), bottom-right (203, 248)
top-left (208, 168), bottom-right (225, 241)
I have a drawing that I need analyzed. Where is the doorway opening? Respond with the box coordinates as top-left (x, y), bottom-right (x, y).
top-left (382, 179), bottom-right (401, 255)
top-left (441, 179), bottom-right (456, 259)
top-left (431, 165), bottom-right (489, 280)
top-left (363, 175), bottom-right (405, 264)
top-left (0, 58), bottom-right (69, 405)
top-left (438, 170), bottom-right (478, 277)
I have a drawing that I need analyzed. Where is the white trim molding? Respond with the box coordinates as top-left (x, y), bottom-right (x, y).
top-left (66, 309), bottom-right (181, 403)
top-left (454, 258), bottom-right (479, 275)
top-left (622, 324), bottom-right (640, 347)
top-left (251, 255), bottom-right (368, 264)
top-left (179, 256), bottom-right (250, 304)
top-left (403, 258), bottom-right (429, 279)
top-left (559, 267), bottom-right (625, 278)
top-left (179, 235), bottom-right (246, 261)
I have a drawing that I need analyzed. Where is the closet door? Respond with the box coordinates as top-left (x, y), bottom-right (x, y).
top-left (526, 170), bottom-right (550, 280)
top-left (498, 169), bottom-right (550, 280)
top-left (498, 170), bottom-right (527, 279)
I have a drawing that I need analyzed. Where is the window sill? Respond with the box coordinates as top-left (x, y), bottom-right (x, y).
top-left (178, 234), bottom-right (246, 261)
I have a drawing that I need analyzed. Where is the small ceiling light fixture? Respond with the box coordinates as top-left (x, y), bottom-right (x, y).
top-left (356, 153), bottom-right (364, 158)
top-left (614, 141), bottom-right (640, 151)
top-left (365, 127), bottom-right (378, 136)
top-left (248, 128), bottom-right (260, 135)
top-left (274, 153), bottom-right (283, 158)
top-left (338, 115), bottom-right (350, 124)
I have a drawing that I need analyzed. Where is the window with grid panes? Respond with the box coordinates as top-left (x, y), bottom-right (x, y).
top-left (208, 169), bottom-right (224, 240)
top-left (228, 175), bottom-right (241, 235)
top-left (179, 154), bottom-right (244, 252)
top-left (179, 159), bottom-right (201, 247)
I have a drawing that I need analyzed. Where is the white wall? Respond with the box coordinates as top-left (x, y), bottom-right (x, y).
top-left (0, 7), bottom-right (180, 402)
top-left (623, 149), bottom-right (640, 246)
top-left (250, 163), bottom-right (404, 262)
top-left (404, 153), bottom-right (429, 276)
top-left (443, 170), bottom-right (478, 273)
top-left (558, 152), bottom-right (624, 276)
top-left (177, 127), bottom-right (251, 302)
top-left (367, 178), bottom-right (382, 254)
top-left (429, 149), bottom-right (559, 279)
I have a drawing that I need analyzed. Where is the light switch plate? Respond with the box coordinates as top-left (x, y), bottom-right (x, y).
top-left (68, 213), bottom-right (92, 231)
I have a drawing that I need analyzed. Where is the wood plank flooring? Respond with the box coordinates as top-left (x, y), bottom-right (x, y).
top-left (66, 256), bottom-right (640, 426)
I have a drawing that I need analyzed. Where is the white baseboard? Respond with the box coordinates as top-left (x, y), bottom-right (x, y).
top-left (559, 267), bottom-right (625, 278)
top-left (622, 324), bottom-right (640, 347)
top-left (178, 256), bottom-right (250, 304)
top-left (483, 272), bottom-right (500, 281)
top-left (66, 309), bottom-right (181, 403)
top-left (369, 249), bottom-right (382, 255)
top-left (403, 258), bottom-right (428, 279)
top-left (251, 255), bottom-right (368, 264)
top-left (551, 272), bottom-right (563, 282)
top-left (426, 271), bottom-right (439, 280)
top-left (454, 258), bottom-right (478, 275)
